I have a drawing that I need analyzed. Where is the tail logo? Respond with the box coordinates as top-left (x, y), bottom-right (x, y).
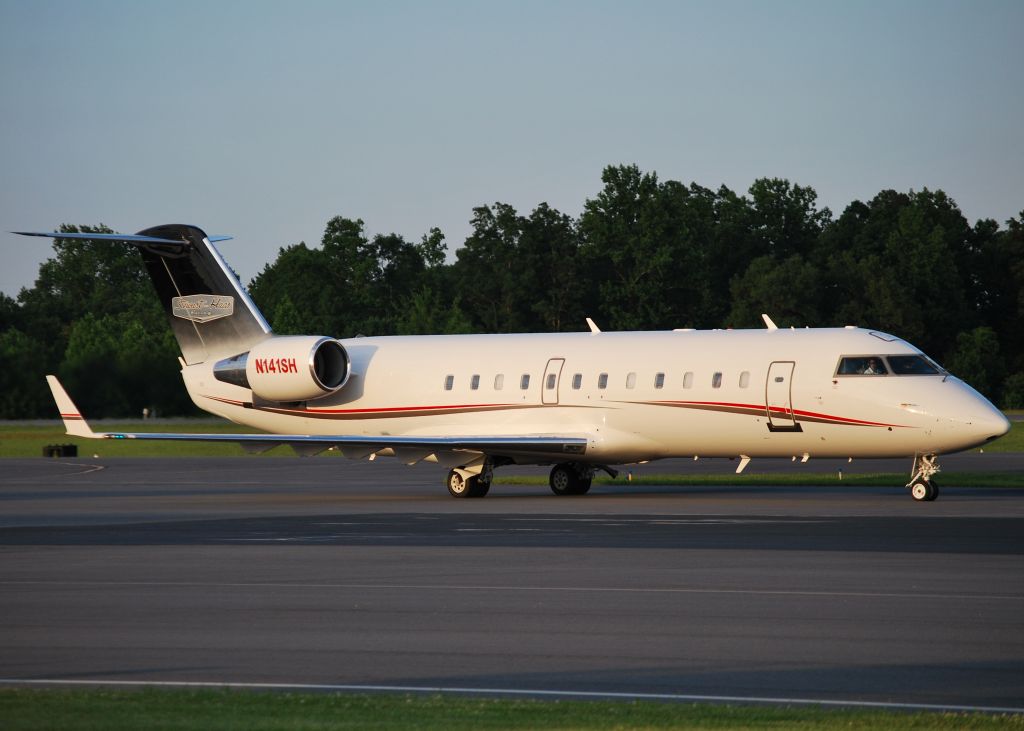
top-left (172, 294), bottom-right (235, 323)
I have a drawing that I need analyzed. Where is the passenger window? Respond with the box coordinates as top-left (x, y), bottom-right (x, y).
top-left (494, 374), bottom-right (504, 390)
top-left (739, 371), bottom-right (750, 388)
top-left (470, 374), bottom-right (480, 390)
top-left (444, 375), bottom-right (454, 391)
top-left (520, 374), bottom-right (530, 390)
top-left (598, 373), bottom-right (608, 389)
top-left (654, 372), bottom-right (665, 389)
top-left (572, 373), bottom-right (582, 389)
top-left (683, 371), bottom-right (693, 389)
top-left (626, 372), bottom-right (637, 389)
top-left (711, 372), bottom-right (722, 388)
top-left (545, 373), bottom-right (556, 390)
top-left (836, 356), bottom-right (889, 376)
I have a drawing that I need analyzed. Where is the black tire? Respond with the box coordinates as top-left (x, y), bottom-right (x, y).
top-left (575, 477), bottom-right (592, 495)
top-left (549, 464), bottom-right (578, 495)
top-left (469, 477), bottom-right (490, 498)
top-left (925, 480), bottom-right (939, 502)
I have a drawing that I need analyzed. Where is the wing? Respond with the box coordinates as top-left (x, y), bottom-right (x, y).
top-left (46, 376), bottom-right (588, 464)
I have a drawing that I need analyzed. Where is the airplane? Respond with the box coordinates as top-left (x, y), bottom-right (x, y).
top-left (17, 224), bottom-right (1011, 502)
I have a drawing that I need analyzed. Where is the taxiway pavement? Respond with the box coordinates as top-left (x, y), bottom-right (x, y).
top-left (1, 456), bottom-right (1022, 710)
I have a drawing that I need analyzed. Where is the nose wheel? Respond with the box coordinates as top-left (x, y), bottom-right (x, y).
top-left (909, 478), bottom-right (939, 502)
top-left (907, 454), bottom-right (940, 502)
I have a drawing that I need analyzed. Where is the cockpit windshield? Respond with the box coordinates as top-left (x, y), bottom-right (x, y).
top-left (886, 355), bottom-right (942, 375)
top-left (835, 355), bottom-right (944, 377)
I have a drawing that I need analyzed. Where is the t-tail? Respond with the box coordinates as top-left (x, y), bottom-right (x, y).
top-left (15, 224), bottom-right (271, 364)
top-left (16, 225), bottom-right (351, 409)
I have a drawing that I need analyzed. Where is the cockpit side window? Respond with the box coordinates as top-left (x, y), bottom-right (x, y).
top-left (886, 355), bottom-right (942, 375)
top-left (836, 356), bottom-right (889, 376)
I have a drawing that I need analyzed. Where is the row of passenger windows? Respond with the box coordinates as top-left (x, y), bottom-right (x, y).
top-left (443, 371), bottom-right (753, 391)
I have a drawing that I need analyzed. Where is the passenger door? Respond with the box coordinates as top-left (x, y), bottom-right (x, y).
top-left (766, 361), bottom-right (801, 431)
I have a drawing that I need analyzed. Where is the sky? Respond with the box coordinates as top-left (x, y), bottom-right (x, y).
top-left (1, 0), bottom-right (1022, 297)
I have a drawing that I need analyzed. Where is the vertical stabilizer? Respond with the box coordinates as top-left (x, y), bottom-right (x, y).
top-left (134, 225), bottom-right (271, 364)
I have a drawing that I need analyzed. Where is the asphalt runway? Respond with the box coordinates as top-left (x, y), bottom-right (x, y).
top-left (1, 456), bottom-right (1023, 711)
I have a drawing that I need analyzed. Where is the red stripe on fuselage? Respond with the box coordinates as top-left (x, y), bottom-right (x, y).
top-left (645, 400), bottom-right (908, 428)
top-left (203, 394), bottom-right (907, 429)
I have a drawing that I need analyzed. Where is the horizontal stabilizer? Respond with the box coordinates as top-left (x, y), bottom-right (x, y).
top-left (14, 231), bottom-right (232, 245)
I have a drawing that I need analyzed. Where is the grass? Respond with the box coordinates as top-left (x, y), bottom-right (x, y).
top-left (0, 688), bottom-right (1021, 730)
top-left (0, 421), bottom-right (268, 458)
top-left (496, 471), bottom-right (1024, 488)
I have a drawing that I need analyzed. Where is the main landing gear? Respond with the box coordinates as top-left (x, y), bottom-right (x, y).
top-left (907, 453), bottom-right (940, 502)
top-left (549, 463), bottom-right (594, 496)
top-left (446, 464), bottom-right (492, 498)
top-left (446, 461), bottom-right (617, 498)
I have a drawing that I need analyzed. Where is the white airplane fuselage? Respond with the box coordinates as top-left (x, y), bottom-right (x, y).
top-left (185, 326), bottom-right (1009, 465)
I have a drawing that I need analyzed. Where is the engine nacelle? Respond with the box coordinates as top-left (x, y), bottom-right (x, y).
top-left (213, 335), bottom-right (350, 402)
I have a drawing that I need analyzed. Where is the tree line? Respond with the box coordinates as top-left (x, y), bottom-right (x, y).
top-left (2, 164), bottom-right (1022, 418)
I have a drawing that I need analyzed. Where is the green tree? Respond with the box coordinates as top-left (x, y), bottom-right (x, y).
top-left (249, 242), bottom-right (338, 336)
top-left (270, 294), bottom-right (305, 335)
top-left (747, 178), bottom-right (832, 260)
top-left (816, 190), bottom-right (972, 358)
top-left (250, 217), bottom-right (447, 338)
top-left (395, 287), bottom-right (473, 335)
top-left (1002, 372), bottom-right (1024, 409)
top-left (13, 225), bottom-right (193, 417)
top-left (944, 326), bottom-right (1004, 402)
top-left (454, 203), bottom-right (535, 332)
top-left (0, 328), bottom-right (50, 418)
top-left (580, 165), bottom-right (717, 330)
top-left (727, 255), bottom-right (822, 327)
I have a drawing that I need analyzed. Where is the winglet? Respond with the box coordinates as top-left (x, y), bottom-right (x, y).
top-left (585, 317), bottom-right (602, 334)
top-left (761, 314), bottom-right (778, 330)
top-left (45, 376), bottom-right (98, 439)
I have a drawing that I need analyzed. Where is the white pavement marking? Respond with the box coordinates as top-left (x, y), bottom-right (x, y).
top-left (0, 678), bottom-right (1021, 715)
top-left (1, 579), bottom-right (1020, 602)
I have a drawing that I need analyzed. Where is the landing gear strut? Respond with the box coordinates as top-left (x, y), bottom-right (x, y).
top-left (549, 463), bottom-right (594, 496)
top-left (907, 453), bottom-right (940, 502)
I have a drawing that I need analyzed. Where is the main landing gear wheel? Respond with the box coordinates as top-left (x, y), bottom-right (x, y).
top-left (447, 469), bottom-right (490, 498)
top-left (549, 463), bottom-right (592, 496)
top-left (910, 479), bottom-right (939, 502)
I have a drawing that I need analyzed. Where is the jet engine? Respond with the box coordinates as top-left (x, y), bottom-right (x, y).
top-left (213, 335), bottom-right (350, 402)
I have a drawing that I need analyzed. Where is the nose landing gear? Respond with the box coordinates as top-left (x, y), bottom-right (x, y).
top-left (907, 453), bottom-right (940, 502)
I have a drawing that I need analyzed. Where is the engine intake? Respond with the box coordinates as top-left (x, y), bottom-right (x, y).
top-left (214, 336), bottom-right (350, 402)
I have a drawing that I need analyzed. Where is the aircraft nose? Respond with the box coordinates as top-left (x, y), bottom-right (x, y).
top-left (984, 409), bottom-right (1012, 442)
top-left (961, 395), bottom-right (1011, 445)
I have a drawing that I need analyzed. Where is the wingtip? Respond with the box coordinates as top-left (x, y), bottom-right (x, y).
top-left (45, 375), bottom-right (97, 438)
